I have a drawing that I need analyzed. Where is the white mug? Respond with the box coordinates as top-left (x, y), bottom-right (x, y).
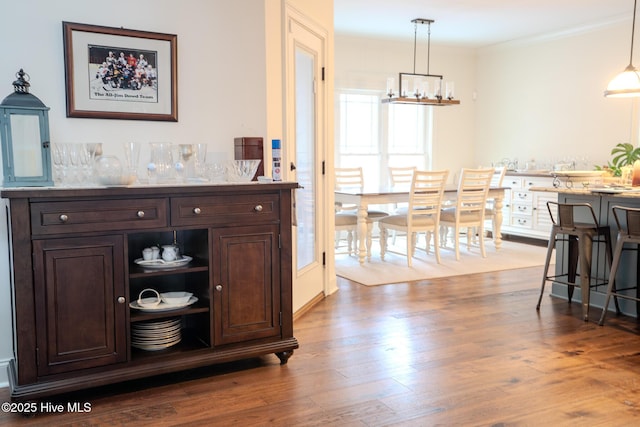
top-left (142, 248), bottom-right (153, 260)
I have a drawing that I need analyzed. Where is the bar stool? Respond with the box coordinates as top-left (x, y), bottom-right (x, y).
top-left (599, 206), bottom-right (640, 326)
top-left (536, 201), bottom-right (617, 321)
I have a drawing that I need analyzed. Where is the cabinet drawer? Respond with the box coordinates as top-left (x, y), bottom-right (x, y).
top-left (510, 215), bottom-right (533, 229)
top-left (505, 177), bottom-right (525, 189)
top-left (31, 198), bottom-right (169, 235)
top-left (171, 194), bottom-right (279, 226)
top-left (512, 203), bottom-right (533, 216)
top-left (512, 191), bottom-right (533, 202)
top-left (523, 176), bottom-right (555, 189)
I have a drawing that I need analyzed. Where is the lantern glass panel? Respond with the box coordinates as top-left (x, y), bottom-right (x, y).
top-left (9, 113), bottom-right (43, 177)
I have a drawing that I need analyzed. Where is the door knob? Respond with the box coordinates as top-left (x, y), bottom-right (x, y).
top-left (290, 162), bottom-right (296, 171)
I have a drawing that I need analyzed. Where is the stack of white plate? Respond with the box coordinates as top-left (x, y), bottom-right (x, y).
top-left (131, 318), bottom-right (181, 351)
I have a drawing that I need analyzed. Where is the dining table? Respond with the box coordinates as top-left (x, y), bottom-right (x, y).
top-left (335, 186), bottom-right (508, 264)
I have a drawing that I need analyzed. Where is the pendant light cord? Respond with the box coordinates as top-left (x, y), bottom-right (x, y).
top-left (631, 0), bottom-right (638, 66)
top-left (413, 21), bottom-right (417, 74)
top-left (427, 21), bottom-right (432, 76)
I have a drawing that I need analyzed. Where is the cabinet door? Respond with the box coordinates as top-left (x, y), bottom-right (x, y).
top-left (33, 235), bottom-right (126, 376)
top-left (212, 225), bottom-right (280, 345)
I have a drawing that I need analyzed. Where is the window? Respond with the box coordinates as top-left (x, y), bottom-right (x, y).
top-left (335, 90), bottom-right (432, 188)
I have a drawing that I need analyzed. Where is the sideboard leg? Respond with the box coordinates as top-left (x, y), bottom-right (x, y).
top-left (275, 350), bottom-right (294, 364)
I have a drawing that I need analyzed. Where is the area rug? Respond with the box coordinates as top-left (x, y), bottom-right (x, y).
top-left (335, 237), bottom-right (551, 286)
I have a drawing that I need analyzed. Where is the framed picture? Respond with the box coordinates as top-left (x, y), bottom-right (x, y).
top-left (63, 22), bottom-right (178, 121)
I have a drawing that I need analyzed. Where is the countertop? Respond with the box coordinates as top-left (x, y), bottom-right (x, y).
top-left (505, 170), bottom-right (555, 177)
top-left (530, 185), bottom-right (640, 198)
top-left (0, 181), bottom-right (299, 199)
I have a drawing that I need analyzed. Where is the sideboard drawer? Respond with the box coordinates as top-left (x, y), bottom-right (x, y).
top-left (171, 194), bottom-right (279, 226)
top-left (31, 198), bottom-right (169, 235)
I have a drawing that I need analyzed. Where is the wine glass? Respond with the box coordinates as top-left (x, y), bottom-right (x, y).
top-left (179, 144), bottom-right (194, 181)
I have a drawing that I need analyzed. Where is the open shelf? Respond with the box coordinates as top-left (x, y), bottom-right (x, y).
top-left (129, 257), bottom-right (208, 278)
top-left (130, 328), bottom-right (211, 361)
top-left (129, 302), bottom-right (210, 323)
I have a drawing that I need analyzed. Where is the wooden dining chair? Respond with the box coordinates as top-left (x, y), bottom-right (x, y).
top-left (389, 166), bottom-right (416, 189)
top-left (440, 167), bottom-right (495, 260)
top-left (334, 167), bottom-right (388, 257)
top-left (379, 169), bottom-right (449, 266)
top-left (388, 166), bottom-right (416, 243)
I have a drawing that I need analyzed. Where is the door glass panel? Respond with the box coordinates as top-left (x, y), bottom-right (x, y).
top-left (295, 47), bottom-right (316, 270)
top-left (9, 113), bottom-right (43, 177)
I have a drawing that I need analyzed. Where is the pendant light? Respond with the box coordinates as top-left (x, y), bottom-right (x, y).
top-left (605, 0), bottom-right (640, 97)
top-left (383, 18), bottom-right (460, 106)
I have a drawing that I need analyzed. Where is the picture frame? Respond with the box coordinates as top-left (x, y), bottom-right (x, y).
top-left (63, 21), bottom-right (178, 121)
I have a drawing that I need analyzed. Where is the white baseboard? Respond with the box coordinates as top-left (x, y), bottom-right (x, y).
top-left (0, 358), bottom-right (9, 389)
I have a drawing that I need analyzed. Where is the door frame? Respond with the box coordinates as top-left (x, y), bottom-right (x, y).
top-left (284, 4), bottom-right (335, 311)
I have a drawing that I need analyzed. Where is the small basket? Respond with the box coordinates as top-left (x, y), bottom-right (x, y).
top-left (137, 288), bottom-right (161, 308)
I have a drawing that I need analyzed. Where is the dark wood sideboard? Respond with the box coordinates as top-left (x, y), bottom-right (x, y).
top-left (1, 182), bottom-right (298, 401)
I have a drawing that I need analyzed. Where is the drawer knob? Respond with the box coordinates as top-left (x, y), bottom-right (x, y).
top-left (137, 210), bottom-right (145, 218)
top-left (193, 207), bottom-right (202, 215)
top-left (215, 285), bottom-right (223, 292)
top-left (254, 205), bottom-right (263, 212)
top-left (117, 296), bottom-right (125, 304)
top-left (59, 214), bottom-right (68, 223)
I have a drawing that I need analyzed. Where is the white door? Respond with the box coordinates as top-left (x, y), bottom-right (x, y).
top-left (285, 8), bottom-right (327, 312)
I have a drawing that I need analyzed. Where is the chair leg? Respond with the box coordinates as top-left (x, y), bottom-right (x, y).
top-left (478, 224), bottom-right (486, 258)
top-left (454, 225), bottom-right (461, 261)
top-left (439, 225), bottom-right (448, 248)
top-left (603, 230), bottom-right (621, 315)
top-left (433, 228), bottom-right (442, 264)
top-left (537, 235), bottom-right (557, 310)
top-left (366, 223), bottom-right (373, 261)
top-left (578, 233), bottom-right (593, 321)
top-left (380, 226), bottom-right (387, 261)
top-left (407, 231), bottom-right (414, 267)
top-left (599, 239), bottom-right (624, 326)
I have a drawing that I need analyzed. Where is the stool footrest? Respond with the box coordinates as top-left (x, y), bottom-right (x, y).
top-left (544, 273), bottom-right (609, 289)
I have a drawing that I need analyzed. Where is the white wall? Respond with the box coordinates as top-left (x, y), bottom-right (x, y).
top-left (475, 22), bottom-right (636, 170)
top-left (0, 0), bottom-right (269, 388)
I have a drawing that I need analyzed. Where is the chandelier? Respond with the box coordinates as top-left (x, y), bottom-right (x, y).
top-left (382, 18), bottom-right (460, 106)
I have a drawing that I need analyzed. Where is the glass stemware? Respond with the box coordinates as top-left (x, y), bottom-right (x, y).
top-left (148, 142), bottom-right (173, 184)
top-left (194, 143), bottom-right (208, 179)
top-left (52, 143), bottom-right (65, 185)
top-left (179, 144), bottom-right (194, 181)
top-left (123, 142), bottom-right (141, 183)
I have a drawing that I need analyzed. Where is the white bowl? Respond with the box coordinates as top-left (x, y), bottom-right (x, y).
top-left (225, 160), bottom-right (261, 182)
top-left (160, 291), bottom-right (193, 305)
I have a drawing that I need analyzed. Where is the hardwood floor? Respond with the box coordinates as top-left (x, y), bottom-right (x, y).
top-left (3, 266), bottom-right (640, 426)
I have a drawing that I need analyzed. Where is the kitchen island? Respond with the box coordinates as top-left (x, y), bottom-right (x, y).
top-left (532, 185), bottom-right (640, 318)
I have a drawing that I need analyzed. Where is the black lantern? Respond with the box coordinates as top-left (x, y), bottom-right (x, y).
top-left (0, 69), bottom-right (53, 187)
